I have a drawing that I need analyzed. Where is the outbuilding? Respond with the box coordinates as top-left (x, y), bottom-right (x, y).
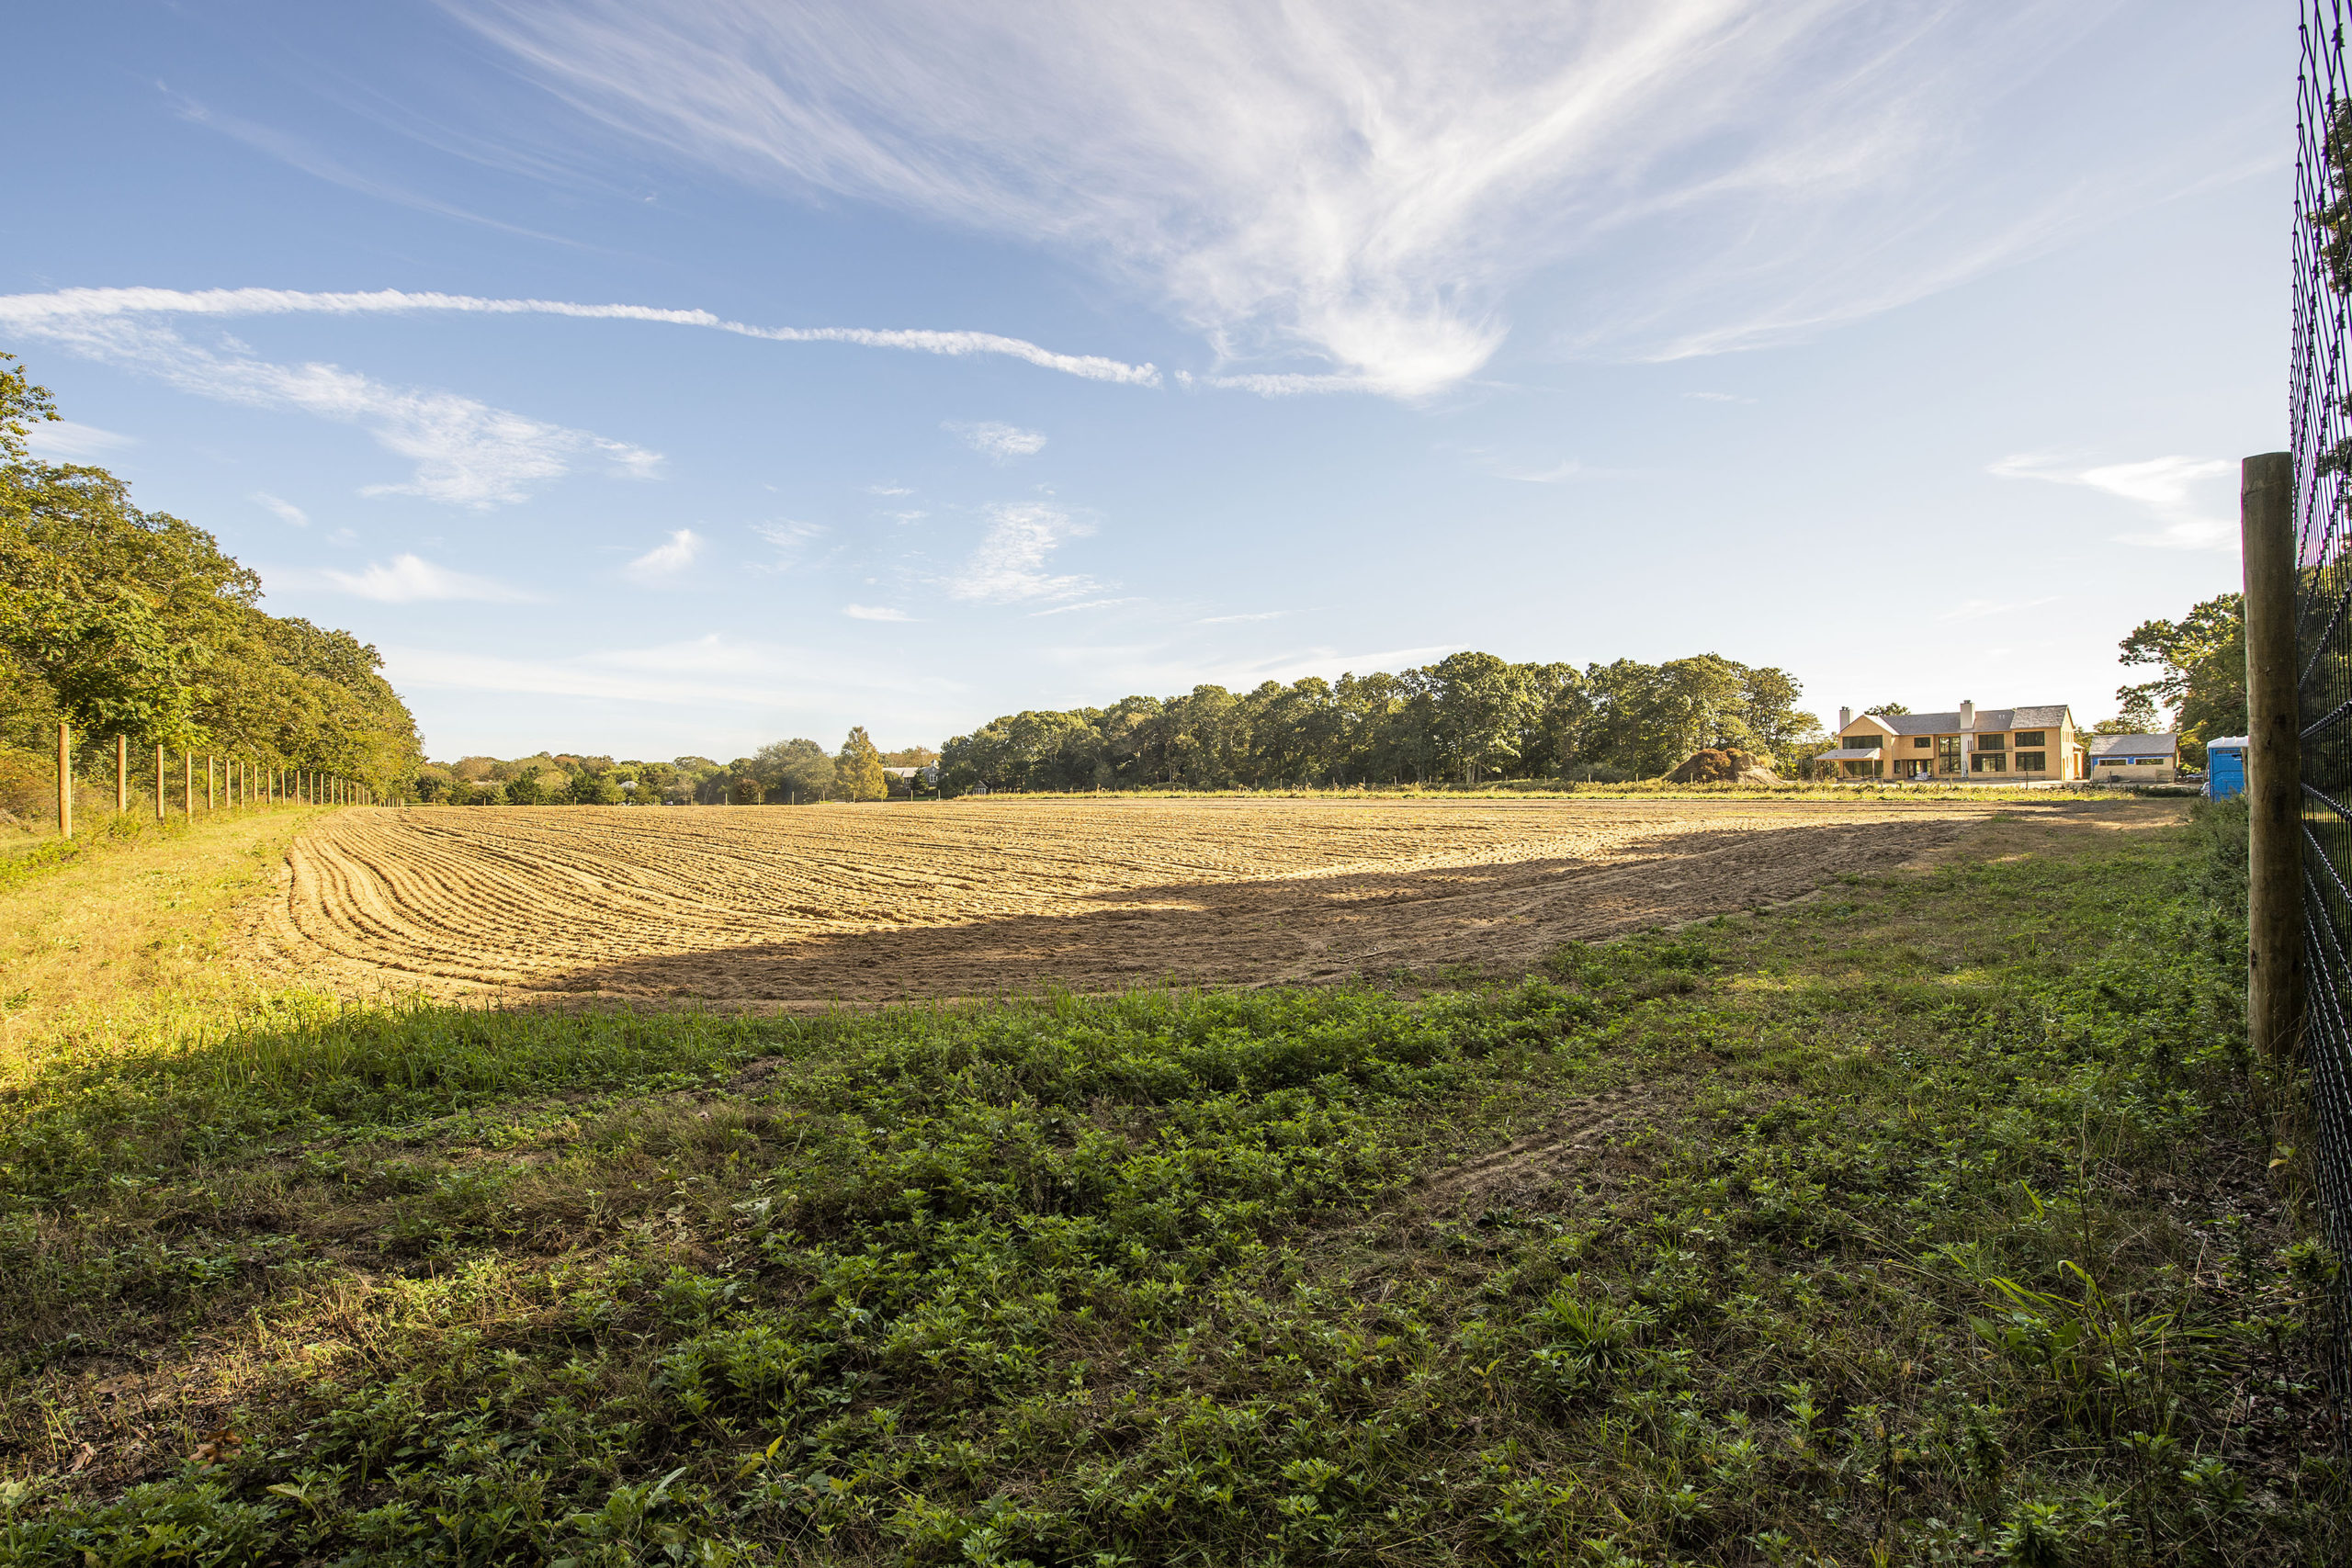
top-left (2204, 736), bottom-right (2248, 800)
top-left (2086, 732), bottom-right (2181, 784)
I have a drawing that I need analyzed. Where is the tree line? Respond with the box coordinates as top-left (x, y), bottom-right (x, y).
top-left (0, 355), bottom-right (424, 818)
top-left (415, 729), bottom-right (940, 807)
top-left (938, 650), bottom-right (1820, 794)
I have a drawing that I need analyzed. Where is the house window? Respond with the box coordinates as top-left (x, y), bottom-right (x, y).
top-left (1977, 733), bottom-right (2007, 751)
top-left (1938, 736), bottom-right (1962, 773)
top-left (2017, 751), bottom-right (2047, 772)
top-left (2015, 731), bottom-right (2046, 748)
top-left (1912, 737), bottom-right (1931, 749)
top-left (1842, 736), bottom-right (1880, 750)
top-left (1971, 752), bottom-right (2007, 772)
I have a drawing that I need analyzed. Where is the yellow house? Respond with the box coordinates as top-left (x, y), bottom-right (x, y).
top-left (1817, 702), bottom-right (2084, 782)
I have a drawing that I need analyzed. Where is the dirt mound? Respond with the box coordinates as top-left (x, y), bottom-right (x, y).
top-left (1667, 749), bottom-right (1781, 785)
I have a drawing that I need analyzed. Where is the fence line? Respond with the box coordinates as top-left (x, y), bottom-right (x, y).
top-left (2291, 0), bottom-right (2352, 1416)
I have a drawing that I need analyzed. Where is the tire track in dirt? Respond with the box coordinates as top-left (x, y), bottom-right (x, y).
top-left (252, 798), bottom-right (2007, 1004)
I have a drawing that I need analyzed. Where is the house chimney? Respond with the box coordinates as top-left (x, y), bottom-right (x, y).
top-left (1960, 700), bottom-right (1974, 730)
top-left (1838, 705), bottom-right (1851, 732)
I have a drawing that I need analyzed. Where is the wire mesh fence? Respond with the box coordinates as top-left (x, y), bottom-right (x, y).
top-left (2293, 0), bottom-right (2352, 1415)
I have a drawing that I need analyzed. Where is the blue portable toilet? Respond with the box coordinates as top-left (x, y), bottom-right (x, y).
top-left (2205, 736), bottom-right (2248, 800)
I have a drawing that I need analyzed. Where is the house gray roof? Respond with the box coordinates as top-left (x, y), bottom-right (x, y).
top-left (1847, 705), bottom-right (2071, 737)
top-left (2087, 732), bottom-right (2179, 757)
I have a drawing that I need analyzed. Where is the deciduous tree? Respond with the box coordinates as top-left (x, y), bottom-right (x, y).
top-left (837, 726), bottom-right (888, 801)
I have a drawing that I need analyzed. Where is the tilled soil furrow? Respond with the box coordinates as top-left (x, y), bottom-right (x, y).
top-left (253, 799), bottom-right (2008, 1003)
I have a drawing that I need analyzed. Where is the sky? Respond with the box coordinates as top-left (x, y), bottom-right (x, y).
top-left (0, 1), bottom-right (2298, 761)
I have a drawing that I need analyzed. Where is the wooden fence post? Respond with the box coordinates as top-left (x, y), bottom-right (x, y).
top-left (154, 744), bottom-right (164, 822)
top-left (56, 720), bottom-right (72, 839)
top-left (183, 751), bottom-right (193, 818)
top-left (116, 735), bottom-right (127, 814)
top-left (2243, 450), bottom-right (2303, 1064)
top-left (207, 756), bottom-right (215, 811)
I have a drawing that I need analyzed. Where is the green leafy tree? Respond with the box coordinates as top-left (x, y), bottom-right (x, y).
top-left (566, 768), bottom-right (622, 805)
top-left (2093, 691), bottom-right (2165, 736)
top-left (504, 771), bottom-right (545, 805)
top-left (0, 356), bottom-right (423, 792)
top-left (2119, 594), bottom-right (2244, 755)
top-left (837, 726), bottom-right (888, 801)
top-left (1416, 651), bottom-right (1534, 784)
top-left (754, 737), bottom-right (836, 803)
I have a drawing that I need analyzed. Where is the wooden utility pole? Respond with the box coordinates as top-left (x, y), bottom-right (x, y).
top-left (116, 735), bottom-right (128, 814)
top-left (55, 720), bottom-right (72, 838)
top-left (2243, 450), bottom-right (2303, 1063)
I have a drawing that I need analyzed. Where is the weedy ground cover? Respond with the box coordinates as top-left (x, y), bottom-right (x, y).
top-left (0, 807), bottom-right (330, 1064)
top-left (0, 802), bottom-right (2339, 1564)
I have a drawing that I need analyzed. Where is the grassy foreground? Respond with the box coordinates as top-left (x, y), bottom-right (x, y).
top-left (0, 804), bottom-right (2341, 1565)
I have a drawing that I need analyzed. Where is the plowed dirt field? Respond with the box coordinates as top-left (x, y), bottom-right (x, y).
top-left (252, 797), bottom-right (2017, 1004)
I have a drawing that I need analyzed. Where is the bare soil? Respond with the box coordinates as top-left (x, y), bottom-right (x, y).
top-left (249, 797), bottom-right (2113, 1005)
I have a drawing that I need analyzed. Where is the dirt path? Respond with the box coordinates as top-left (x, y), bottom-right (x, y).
top-left (250, 797), bottom-right (2119, 1005)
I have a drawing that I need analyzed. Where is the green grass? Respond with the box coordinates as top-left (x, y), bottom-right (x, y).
top-left (0, 803), bottom-right (2338, 1565)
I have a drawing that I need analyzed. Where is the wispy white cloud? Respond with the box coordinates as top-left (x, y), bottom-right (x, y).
top-left (1683, 390), bottom-right (1754, 404)
top-left (449, 1), bottom-right (2221, 394)
top-left (0, 304), bottom-right (658, 507)
top-left (314, 553), bottom-right (536, 603)
top-left (253, 491), bottom-right (311, 527)
top-left (626, 526), bottom-right (703, 581)
top-left (868, 482), bottom-right (914, 495)
top-left (748, 519), bottom-right (828, 572)
top-left (947, 420), bottom-right (1047, 459)
top-left (173, 96), bottom-right (585, 246)
top-left (0, 286), bottom-right (1159, 386)
top-left (1176, 369), bottom-right (1375, 397)
top-left (1030, 596), bottom-right (1142, 617)
top-left (1198, 610), bottom-right (1286, 624)
top-left (843, 603), bottom-right (914, 621)
top-left (23, 419), bottom-right (135, 459)
top-left (1991, 452), bottom-right (2235, 549)
top-left (949, 502), bottom-right (1098, 604)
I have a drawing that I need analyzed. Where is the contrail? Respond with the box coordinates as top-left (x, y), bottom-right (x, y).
top-left (0, 286), bottom-right (1161, 387)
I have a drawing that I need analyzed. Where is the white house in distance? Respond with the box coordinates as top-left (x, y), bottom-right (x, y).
top-left (2086, 732), bottom-right (2180, 784)
top-left (1817, 702), bottom-right (2084, 781)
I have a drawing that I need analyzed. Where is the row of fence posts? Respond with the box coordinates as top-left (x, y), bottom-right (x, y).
top-left (48, 719), bottom-right (375, 838)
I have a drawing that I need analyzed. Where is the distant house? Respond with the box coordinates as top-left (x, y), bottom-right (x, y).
top-left (2086, 732), bottom-right (2181, 784)
top-left (1818, 702), bottom-right (2083, 782)
top-left (881, 764), bottom-right (939, 800)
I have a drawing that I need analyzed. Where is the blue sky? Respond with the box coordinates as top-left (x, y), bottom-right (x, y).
top-left (2, 2), bottom-right (2293, 761)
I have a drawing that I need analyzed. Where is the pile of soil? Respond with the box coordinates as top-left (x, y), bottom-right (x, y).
top-left (1667, 749), bottom-right (1782, 785)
